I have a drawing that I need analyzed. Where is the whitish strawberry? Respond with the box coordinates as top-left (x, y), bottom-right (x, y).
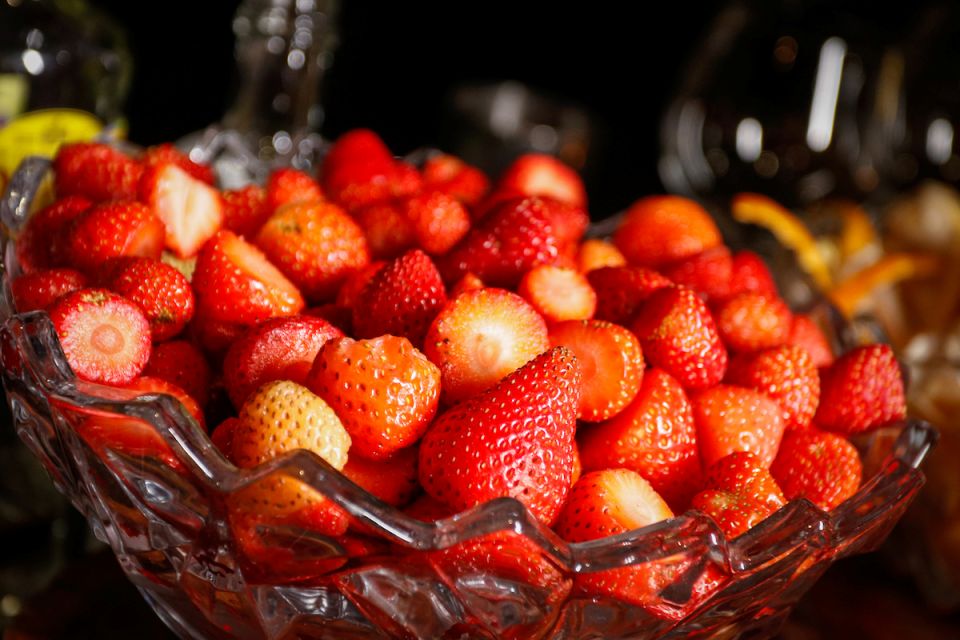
top-left (139, 163), bottom-right (224, 258)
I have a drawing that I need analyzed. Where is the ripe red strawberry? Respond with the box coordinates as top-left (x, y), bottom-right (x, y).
top-left (403, 494), bottom-right (455, 522)
top-left (15, 196), bottom-right (91, 272)
top-left (124, 375), bottom-right (205, 429)
top-left (210, 416), bottom-right (240, 457)
top-left (187, 306), bottom-right (249, 356)
top-left (631, 285), bottom-right (728, 390)
top-left (264, 167), bottom-right (325, 213)
top-left (142, 340), bottom-right (212, 408)
top-left (814, 343), bottom-right (906, 434)
top-left (418, 346), bottom-right (581, 524)
top-left (221, 184), bottom-right (270, 239)
top-left (692, 451), bottom-right (785, 539)
top-left (662, 246), bottom-right (733, 301)
top-left (448, 272), bottom-right (484, 298)
top-left (423, 287), bottom-right (549, 404)
top-left (321, 130), bottom-right (420, 211)
top-left (553, 469), bottom-right (673, 605)
top-left (11, 268), bottom-right (88, 312)
top-left (400, 191), bottom-right (471, 256)
top-left (308, 335), bottom-right (441, 460)
top-left (48, 288), bottom-right (152, 385)
top-left (578, 369), bottom-right (701, 510)
top-left (53, 142), bottom-right (143, 202)
top-left (102, 257), bottom-right (194, 342)
top-left (713, 292), bottom-right (792, 353)
top-left (587, 265), bottom-right (673, 326)
top-left (353, 201), bottom-right (416, 260)
top-left (421, 153), bottom-right (490, 206)
top-left (613, 195), bottom-right (722, 268)
top-left (139, 163), bottom-right (224, 258)
top-left (549, 319), bottom-right (644, 422)
top-left (255, 200), bottom-right (369, 303)
top-left (727, 345), bottom-right (820, 431)
top-left (141, 143), bottom-right (215, 185)
top-left (341, 446), bottom-right (419, 506)
top-left (691, 384), bottom-right (786, 468)
top-left (334, 260), bottom-right (386, 308)
top-left (64, 201), bottom-right (165, 274)
top-left (320, 128), bottom-right (394, 184)
top-left (770, 429), bottom-right (862, 510)
top-left (577, 238), bottom-right (627, 273)
top-left (351, 249), bottom-right (447, 346)
top-left (495, 153), bottom-right (587, 208)
top-left (222, 314), bottom-right (343, 409)
top-left (728, 250), bottom-right (778, 299)
top-left (438, 196), bottom-right (559, 288)
top-left (788, 313), bottom-right (835, 368)
top-left (518, 265), bottom-right (597, 323)
top-left (192, 230), bottom-right (304, 326)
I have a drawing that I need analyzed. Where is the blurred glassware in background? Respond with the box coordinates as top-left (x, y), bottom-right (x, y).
top-left (179, 0), bottom-right (338, 187)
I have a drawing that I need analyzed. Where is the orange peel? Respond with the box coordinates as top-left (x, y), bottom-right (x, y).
top-left (828, 252), bottom-right (941, 317)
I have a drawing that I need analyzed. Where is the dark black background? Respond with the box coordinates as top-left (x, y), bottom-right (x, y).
top-left (87, 1), bottom-right (721, 216)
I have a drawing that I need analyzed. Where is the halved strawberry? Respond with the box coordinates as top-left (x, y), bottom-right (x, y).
top-left (518, 265), bottom-right (597, 323)
top-left (631, 285), bottom-right (728, 390)
top-left (423, 287), bottom-right (549, 404)
top-left (139, 163), bottom-right (224, 258)
top-left (418, 346), bottom-right (580, 524)
top-left (341, 446), bottom-right (419, 506)
top-left (495, 153), bottom-right (587, 208)
top-left (11, 268), bottom-right (88, 312)
top-left (577, 238), bottom-right (627, 273)
top-left (691, 384), bottom-right (785, 468)
top-left (192, 230), bottom-right (304, 326)
top-left (613, 195), bottom-right (722, 268)
top-left (264, 167), bottom-right (325, 213)
top-left (48, 288), bottom-right (152, 385)
top-left (713, 292), bottom-right (792, 353)
top-left (221, 184), bottom-right (270, 239)
top-left (351, 249), bottom-right (447, 347)
top-left (222, 314), bottom-right (343, 409)
top-left (727, 345), bottom-right (820, 431)
top-left (64, 201), bottom-right (165, 274)
top-left (554, 469), bottom-right (674, 605)
top-left (53, 142), bottom-right (143, 202)
top-left (814, 343), bottom-right (905, 435)
top-left (142, 340), bottom-right (212, 408)
top-left (255, 201), bottom-right (369, 303)
top-left (141, 143), bottom-right (215, 185)
top-left (587, 265), bottom-right (672, 326)
top-left (102, 257), bottom-right (194, 342)
top-left (15, 195), bottom-right (91, 272)
top-left (578, 369), bottom-right (701, 510)
top-left (549, 319), bottom-right (644, 422)
top-left (421, 153), bottom-right (490, 206)
top-left (770, 429), bottom-right (862, 511)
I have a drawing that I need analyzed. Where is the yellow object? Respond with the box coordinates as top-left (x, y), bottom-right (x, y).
top-left (828, 253), bottom-right (940, 317)
top-left (0, 109), bottom-right (105, 188)
top-left (836, 200), bottom-right (879, 261)
top-left (732, 192), bottom-right (834, 290)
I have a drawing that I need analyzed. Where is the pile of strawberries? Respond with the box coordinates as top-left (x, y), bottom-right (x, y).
top-left (12, 130), bottom-right (907, 602)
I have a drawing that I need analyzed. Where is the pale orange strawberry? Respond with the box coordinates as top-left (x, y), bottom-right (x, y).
top-left (518, 265), bottom-right (597, 323)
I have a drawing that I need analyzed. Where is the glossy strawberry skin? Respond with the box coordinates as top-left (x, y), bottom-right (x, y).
top-left (11, 268), bottom-right (88, 312)
top-left (221, 184), bottom-right (270, 239)
top-left (15, 196), bottom-right (91, 272)
top-left (143, 340), bottom-right (212, 408)
top-left (691, 384), bottom-right (786, 469)
top-left (265, 167), bottom-right (325, 213)
top-left (713, 292), bottom-right (793, 353)
top-left (613, 195), bottom-right (722, 269)
top-left (788, 314), bottom-right (835, 368)
top-left (495, 153), bottom-right (587, 208)
top-left (418, 346), bottom-right (581, 524)
top-left (728, 250), bottom-right (778, 299)
top-left (662, 246), bottom-right (732, 302)
top-left (103, 257), bottom-right (195, 342)
top-left (814, 344), bottom-right (906, 435)
top-left (400, 191), bottom-right (472, 256)
top-left (421, 153), bottom-right (490, 206)
top-left (587, 265), bottom-right (673, 326)
top-left (727, 345), bottom-right (820, 431)
top-left (142, 143), bottom-right (215, 184)
top-left (770, 429), bottom-right (862, 511)
top-left (53, 142), bottom-right (143, 202)
top-left (64, 201), bottom-right (165, 274)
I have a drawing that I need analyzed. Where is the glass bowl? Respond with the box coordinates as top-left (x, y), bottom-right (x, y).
top-left (0, 154), bottom-right (936, 639)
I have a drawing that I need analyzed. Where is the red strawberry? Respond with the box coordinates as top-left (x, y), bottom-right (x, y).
top-left (102, 257), bottom-right (195, 342)
top-left (631, 285), bottom-right (728, 390)
top-left (448, 272), bottom-right (484, 298)
top-left (64, 201), bottom-right (165, 274)
top-left (308, 335), bottom-right (441, 460)
top-left (221, 184), bottom-right (270, 238)
top-left (788, 313), bottom-right (835, 368)
top-left (321, 128), bottom-right (394, 183)
top-left (142, 340), bottom-right (212, 408)
top-left (613, 195), bottom-right (722, 268)
top-left (713, 292), bottom-right (792, 353)
top-left (334, 260), bottom-right (386, 309)
top-left (814, 343), bottom-right (905, 434)
top-left (139, 163), bottom-right (224, 258)
top-left (692, 451), bottom-right (785, 539)
top-left (351, 249), bottom-right (447, 346)
top-left (48, 288), bottom-right (152, 385)
top-left (210, 416), bottom-right (240, 457)
top-left (321, 130), bottom-right (419, 211)
top-left (264, 167), bottom-right (325, 213)
top-left (53, 142), bottom-right (143, 202)
top-left (124, 375), bottom-right (205, 429)
top-left (542, 198), bottom-right (589, 249)
top-left (222, 314), bottom-right (343, 409)
top-left (577, 238), bottom-right (627, 273)
top-left (549, 319), bottom-right (644, 422)
top-left (400, 191), bottom-right (471, 256)
top-left (587, 265), bottom-right (673, 326)
top-left (11, 268), bottom-right (88, 312)
top-left (421, 153), bottom-right (490, 206)
top-left (553, 469), bottom-right (674, 605)
top-left (187, 306), bottom-right (249, 356)
top-left (770, 429), bottom-right (862, 510)
top-left (418, 346), bottom-right (581, 524)
top-left (727, 345), bottom-right (820, 430)
top-left (495, 153), bottom-right (587, 208)
top-left (662, 246), bottom-right (733, 302)
top-left (15, 196), bottom-right (91, 272)
top-left (691, 384), bottom-right (786, 468)
top-left (728, 250), bottom-right (778, 299)
top-left (438, 196), bottom-right (559, 288)
top-left (518, 265), bottom-right (597, 323)
top-left (255, 200), bottom-right (369, 303)
top-left (341, 446), bottom-right (419, 506)
top-left (403, 494), bottom-right (455, 522)
top-left (353, 201), bottom-right (416, 260)
top-left (141, 143), bottom-right (215, 185)
top-left (192, 230), bottom-right (304, 326)
top-left (423, 287), bottom-right (549, 404)
top-left (578, 369), bottom-right (701, 510)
